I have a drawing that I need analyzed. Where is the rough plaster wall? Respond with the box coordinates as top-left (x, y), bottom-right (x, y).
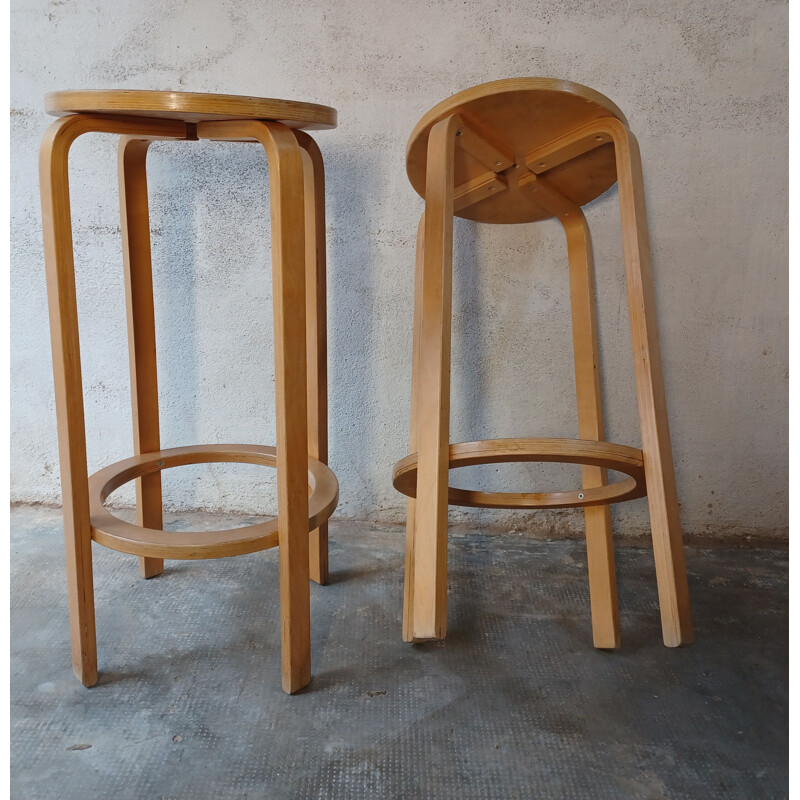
top-left (10, 0), bottom-right (788, 539)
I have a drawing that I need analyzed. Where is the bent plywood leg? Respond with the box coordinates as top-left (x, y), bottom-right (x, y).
top-left (409, 116), bottom-right (459, 640)
top-left (197, 117), bottom-right (312, 691)
top-left (261, 123), bottom-right (312, 691)
top-left (40, 117), bottom-right (98, 686)
top-left (612, 127), bottom-right (692, 646)
top-left (562, 210), bottom-right (620, 649)
top-left (295, 131), bottom-right (329, 586)
top-left (402, 213), bottom-right (426, 641)
top-left (119, 137), bottom-right (164, 580)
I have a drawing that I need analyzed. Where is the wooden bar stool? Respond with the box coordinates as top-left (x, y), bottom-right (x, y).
top-left (393, 78), bottom-right (692, 650)
top-left (39, 90), bottom-right (339, 694)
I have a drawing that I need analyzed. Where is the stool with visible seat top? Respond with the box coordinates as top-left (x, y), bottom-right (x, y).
top-left (39, 90), bottom-right (339, 693)
top-left (393, 78), bottom-right (693, 649)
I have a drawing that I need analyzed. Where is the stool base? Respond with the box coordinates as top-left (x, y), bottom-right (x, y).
top-left (88, 444), bottom-right (339, 560)
top-left (393, 438), bottom-right (646, 510)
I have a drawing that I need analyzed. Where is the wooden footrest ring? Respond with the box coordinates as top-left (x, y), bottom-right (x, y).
top-left (392, 437), bottom-right (646, 509)
top-left (88, 444), bottom-right (339, 560)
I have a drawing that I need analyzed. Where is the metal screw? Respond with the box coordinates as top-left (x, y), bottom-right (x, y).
top-left (538, 162), bottom-right (546, 168)
top-left (157, 460), bottom-right (164, 467)
top-left (595, 135), bottom-right (603, 141)
top-left (562, 211), bottom-right (569, 216)
top-left (489, 186), bottom-right (496, 191)
top-left (578, 492), bottom-right (584, 500)
top-left (456, 130), bottom-right (462, 136)
top-left (495, 160), bottom-right (502, 166)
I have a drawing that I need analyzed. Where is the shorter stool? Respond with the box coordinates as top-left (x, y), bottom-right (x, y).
top-left (40, 90), bottom-right (339, 693)
top-left (393, 79), bottom-right (692, 649)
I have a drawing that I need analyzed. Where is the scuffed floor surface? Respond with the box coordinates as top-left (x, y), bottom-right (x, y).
top-left (11, 505), bottom-right (788, 799)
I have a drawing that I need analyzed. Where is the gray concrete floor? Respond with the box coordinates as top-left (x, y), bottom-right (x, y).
top-left (11, 505), bottom-right (788, 799)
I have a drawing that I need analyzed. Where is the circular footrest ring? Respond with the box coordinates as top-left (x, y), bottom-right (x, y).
top-left (392, 438), bottom-right (646, 510)
top-left (88, 444), bottom-right (339, 560)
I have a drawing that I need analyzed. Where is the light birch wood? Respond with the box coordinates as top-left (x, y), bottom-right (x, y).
top-left (562, 210), bottom-right (619, 649)
top-left (46, 90), bottom-right (336, 129)
top-left (453, 173), bottom-right (507, 212)
top-left (609, 122), bottom-right (693, 647)
top-left (197, 118), bottom-right (315, 691)
top-left (88, 444), bottom-right (338, 559)
top-left (295, 130), bottom-right (329, 585)
top-left (402, 213), bottom-right (426, 642)
top-left (397, 82), bottom-right (692, 650)
top-left (118, 136), bottom-right (164, 580)
top-left (451, 115), bottom-right (514, 172)
top-left (40, 113), bottom-right (187, 687)
top-left (406, 79), bottom-right (626, 224)
top-left (267, 121), bottom-right (313, 692)
top-left (525, 116), bottom-right (694, 645)
top-left (409, 115), bottom-right (459, 640)
top-left (41, 103), bottom-right (337, 693)
top-left (517, 173), bottom-right (620, 647)
top-left (394, 438), bottom-right (645, 509)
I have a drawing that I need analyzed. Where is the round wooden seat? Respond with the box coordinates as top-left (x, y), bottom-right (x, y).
top-left (45, 89), bottom-right (337, 130)
top-left (406, 78), bottom-right (627, 223)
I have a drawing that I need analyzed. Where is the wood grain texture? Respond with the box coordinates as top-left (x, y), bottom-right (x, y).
top-left (529, 114), bottom-right (694, 645)
top-left (518, 174), bottom-right (620, 647)
top-left (396, 81), bottom-right (691, 651)
top-left (41, 107), bottom-right (339, 692)
top-left (562, 209), bottom-right (620, 649)
top-left (88, 444), bottom-right (338, 559)
top-left (118, 136), bottom-right (164, 580)
top-left (402, 213), bottom-right (426, 642)
top-left (46, 90), bottom-right (337, 129)
top-left (406, 78), bottom-right (626, 223)
top-left (40, 113), bottom-right (187, 687)
top-left (197, 119), bottom-right (316, 691)
top-left (265, 121), bottom-right (314, 692)
top-left (294, 130), bottom-right (330, 586)
top-left (393, 438), bottom-right (645, 509)
top-left (409, 115), bottom-right (459, 640)
top-left (608, 121), bottom-right (693, 647)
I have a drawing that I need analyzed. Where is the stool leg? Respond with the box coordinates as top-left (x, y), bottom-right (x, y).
top-left (409, 115), bottom-right (459, 640)
top-left (40, 118), bottom-right (98, 686)
top-left (612, 127), bottom-right (693, 647)
top-left (261, 122), bottom-right (312, 692)
top-left (119, 137), bottom-right (164, 579)
top-left (295, 131), bottom-right (329, 586)
top-left (562, 210), bottom-right (620, 649)
top-left (402, 213), bottom-right (426, 641)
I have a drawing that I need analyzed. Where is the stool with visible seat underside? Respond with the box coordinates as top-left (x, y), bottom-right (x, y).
top-left (393, 78), bottom-right (693, 650)
top-left (40, 90), bottom-right (339, 693)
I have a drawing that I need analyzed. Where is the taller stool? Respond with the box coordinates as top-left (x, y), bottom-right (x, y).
top-left (39, 90), bottom-right (339, 693)
top-left (393, 79), bottom-right (692, 649)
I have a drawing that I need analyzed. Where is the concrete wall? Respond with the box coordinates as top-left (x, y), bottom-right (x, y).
top-left (11, 0), bottom-right (788, 540)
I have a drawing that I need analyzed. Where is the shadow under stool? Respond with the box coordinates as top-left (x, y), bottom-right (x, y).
top-left (392, 78), bottom-right (693, 650)
top-left (39, 90), bottom-right (339, 694)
